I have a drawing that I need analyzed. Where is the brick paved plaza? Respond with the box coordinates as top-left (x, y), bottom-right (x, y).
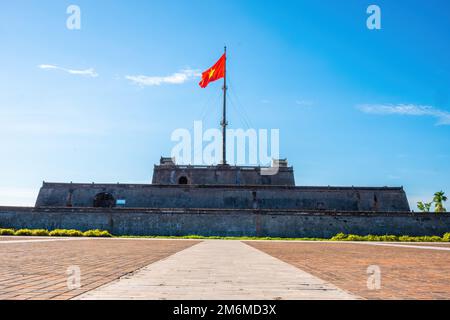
top-left (246, 241), bottom-right (450, 299)
top-left (0, 237), bottom-right (198, 300)
top-left (0, 236), bottom-right (449, 300)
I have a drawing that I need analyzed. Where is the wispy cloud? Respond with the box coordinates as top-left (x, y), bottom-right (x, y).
top-left (38, 64), bottom-right (98, 78)
top-left (295, 99), bottom-right (314, 107)
top-left (357, 104), bottom-right (450, 125)
top-left (125, 68), bottom-right (201, 86)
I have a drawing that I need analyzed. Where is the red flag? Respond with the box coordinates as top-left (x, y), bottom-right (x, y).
top-left (199, 53), bottom-right (226, 88)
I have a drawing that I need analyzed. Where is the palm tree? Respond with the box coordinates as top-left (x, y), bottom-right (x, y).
top-left (433, 191), bottom-right (448, 213)
top-left (417, 201), bottom-right (432, 212)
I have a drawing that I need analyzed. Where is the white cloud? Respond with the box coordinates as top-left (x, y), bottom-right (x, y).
top-left (125, 68), bottom-right (201, 86)
top-left (38, 64), bottom-right (98, 78)
top-left (357, 103), bottom-right (450, 125)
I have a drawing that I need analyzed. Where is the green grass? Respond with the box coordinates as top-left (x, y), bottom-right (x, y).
top-left (0, 228), bottom-right (449, 242)
top-left (118, 235), bottom-right (327, 241)
top-left (118, 233), bottom-right (450, 242)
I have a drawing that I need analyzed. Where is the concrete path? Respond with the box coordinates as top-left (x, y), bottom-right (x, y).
top-left (0, 238), bottom-right (88, 244)
top-left (75, 240), bottom-right (358, 300)
top-left (354, 242), bottom-right (450, 251)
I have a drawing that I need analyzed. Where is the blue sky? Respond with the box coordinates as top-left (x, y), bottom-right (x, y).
top-left (0, 0), bottom-right (449, 209)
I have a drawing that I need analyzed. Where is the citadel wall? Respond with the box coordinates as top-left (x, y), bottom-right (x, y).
top-left (35, 182), bottom-right (410, 212)
top-left (0, 206), bottom-right (448, 238)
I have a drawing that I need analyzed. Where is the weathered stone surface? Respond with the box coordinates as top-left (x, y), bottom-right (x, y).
top-left (0, 207), bottom-right (448, 238)
top-left (35, 183), bottom-right (410, 212)
top-left (152, 163), bottom-right (295, 186)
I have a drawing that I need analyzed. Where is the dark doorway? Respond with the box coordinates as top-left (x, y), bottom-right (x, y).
top-left (178, 176), bottom-right (188, 185)
top-left (93, 192), bottom-right (116, 208)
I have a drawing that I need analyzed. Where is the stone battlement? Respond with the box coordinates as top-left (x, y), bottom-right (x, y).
top-left (152, 158), bottom-right (295, 186)
top-left (35, 182), bottom-right (410, 212)
top-left (33, 157), bottom-right (411, 213)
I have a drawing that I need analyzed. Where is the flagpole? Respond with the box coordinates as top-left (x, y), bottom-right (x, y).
top-left (221, 46), bottom-right (227, 165)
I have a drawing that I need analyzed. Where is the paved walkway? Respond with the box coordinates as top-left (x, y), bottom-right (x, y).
top-left (247, 241), bottom-right (450, 300)
top-left (3, 237), bottom-right (449, 300)
top-left (75, 241), bottom-right (357, 300)
top-left (0, 238), bottom-right (198, 300)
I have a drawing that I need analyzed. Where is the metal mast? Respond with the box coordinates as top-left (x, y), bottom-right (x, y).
top-left (221, 46), bottom-right (228, 165)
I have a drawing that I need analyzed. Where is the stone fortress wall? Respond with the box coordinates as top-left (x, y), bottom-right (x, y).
top-left (151, 159), bottom-right (296, 186)
top-left (4, 158), bottom-right (445, 238)
top-left (35, 183), bottom-right (410, 212)
top-left (0, 206), bottom-right (448, 238)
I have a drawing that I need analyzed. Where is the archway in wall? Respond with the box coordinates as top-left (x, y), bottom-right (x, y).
top-left (178, 176), bottom-right (188, 185)
top-left (93, 192), bottom-right (116, 208)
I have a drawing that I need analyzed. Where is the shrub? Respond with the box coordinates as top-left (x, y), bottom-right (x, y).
top-left (66, 229), bottom-right (84, 237)
top-left (49, 229), bottom-right (83, 237)
top-left (365, 235), bottom-right (380, 241)
top-left (82, 229), bottom-right (112, 238)
top-left (399, 236), bottom-right (416, 242)
top-left (419, 236), bottom-right (442, 242)
top-left (30, 229), bottom-right (49, 236)
top-left (0, 228), bottom-right (15, 235)
top-left (331, 233), bottom-right (348, 241)
top-left (329, 233), bottom-right (446, 242)
top-left (443, 233), bottom-right (450, 242)
top-left (14, 229), bottom-right (34, 236)
top-left (345, 234), bottom-right (365, 241)
top-left (378, 235), bottom-right (399, 242)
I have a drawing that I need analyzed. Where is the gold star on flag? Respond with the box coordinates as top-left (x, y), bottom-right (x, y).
top-left (208, 68), bottom-right (215, 79)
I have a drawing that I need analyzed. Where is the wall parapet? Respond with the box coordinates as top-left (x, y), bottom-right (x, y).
top-left (1, 206), bottom-right (448, 238)
top-left (35, 183), bottom-right (410, 212)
